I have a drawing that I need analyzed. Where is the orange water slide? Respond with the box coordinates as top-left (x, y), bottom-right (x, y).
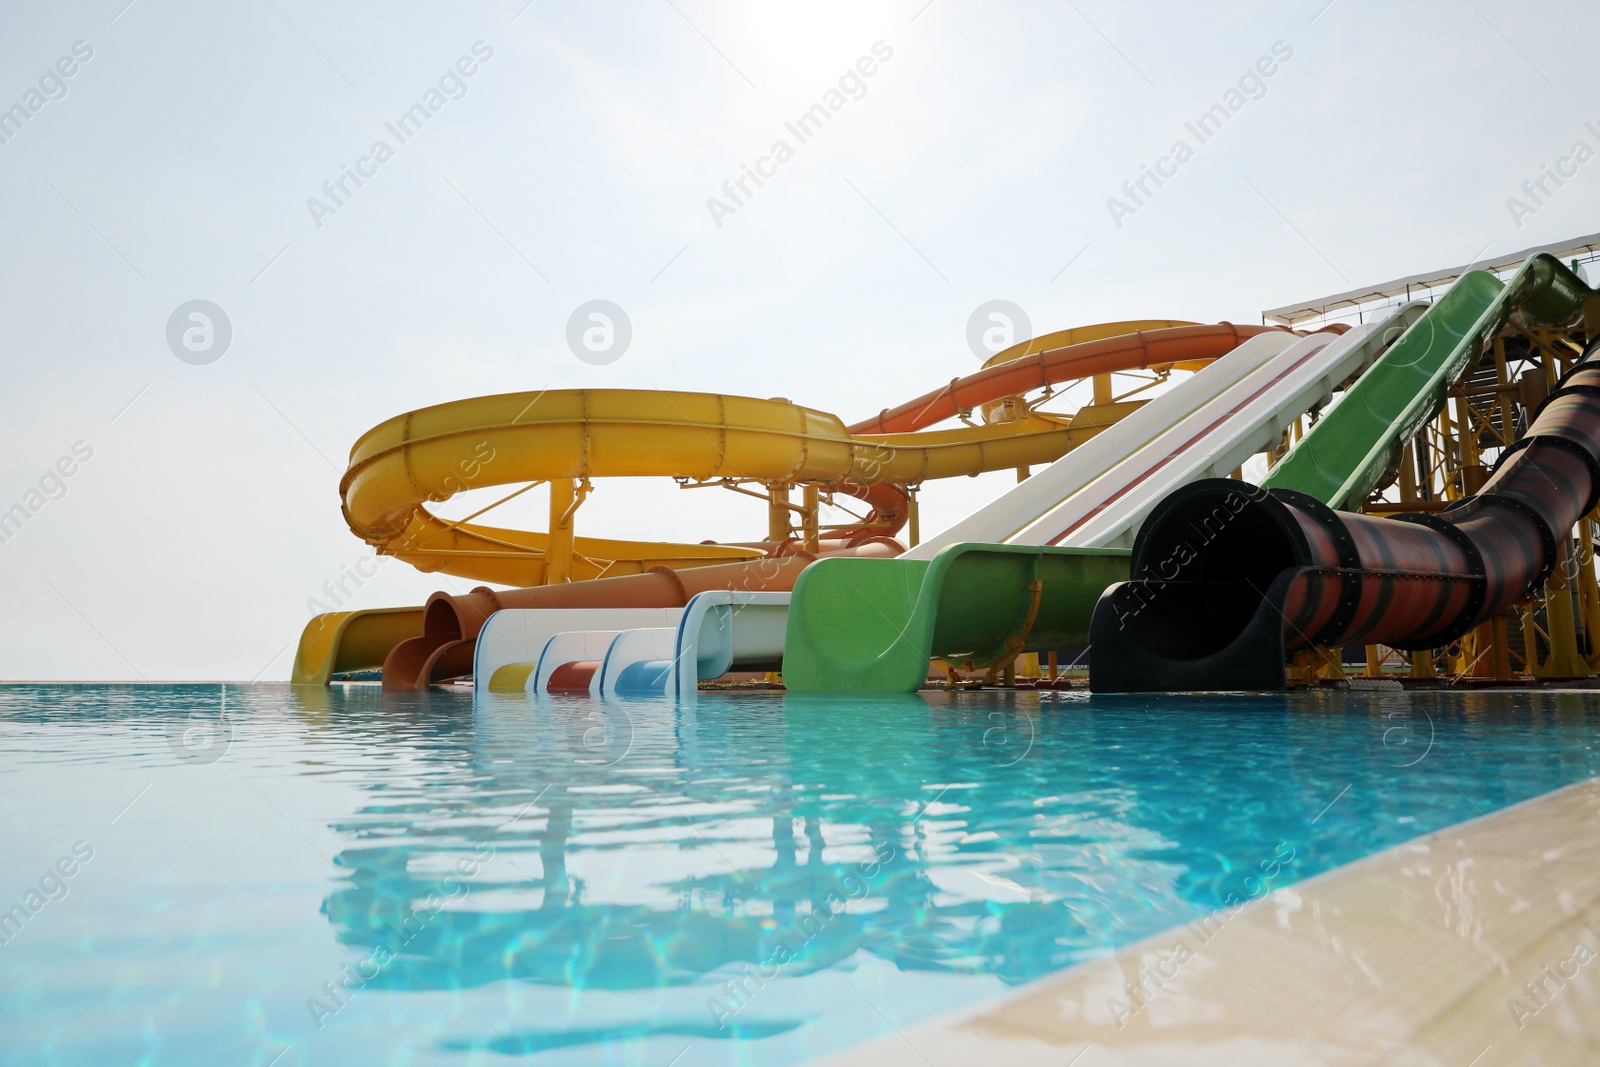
top-left (852, 323), bottom-right (1285, 433)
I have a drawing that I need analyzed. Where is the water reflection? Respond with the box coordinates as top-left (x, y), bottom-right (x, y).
top-left (282, 688), bottom-right (1600, 1028)
top-left (8, 683), bottom-right (1598, 1061)
top-left (302, 689), bottom-right (1206, 1052)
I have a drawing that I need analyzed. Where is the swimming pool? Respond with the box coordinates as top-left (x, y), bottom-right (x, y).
top-left (3, 684), bottom-right (1597, 1066)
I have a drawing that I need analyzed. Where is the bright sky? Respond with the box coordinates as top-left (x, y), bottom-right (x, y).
top-left (1, 0), bottom-right (1597, 680)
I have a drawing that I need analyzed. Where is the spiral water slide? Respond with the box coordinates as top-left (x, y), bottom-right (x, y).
top-left (292, 321), bottom-right (1291, 687)
top-left (1090, 254), bottom-right (1598, 692)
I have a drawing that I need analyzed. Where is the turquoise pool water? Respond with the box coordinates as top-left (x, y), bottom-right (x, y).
top-left (2, 684), bottom-right (1598, 1066)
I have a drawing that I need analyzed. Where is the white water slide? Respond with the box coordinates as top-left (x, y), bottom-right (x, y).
top-left (474, 306), bottom-right (1421, 698)
top-left (905, 303), bottom-right (1423, 555)
top-left (474, 592), bottom-right (791, 698)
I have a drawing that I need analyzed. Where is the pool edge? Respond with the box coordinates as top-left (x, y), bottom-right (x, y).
top-left (821, 775), bottom-right (1600, 1066)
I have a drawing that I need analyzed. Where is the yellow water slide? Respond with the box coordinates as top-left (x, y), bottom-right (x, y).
top-left (294, 320), bottom-right (1289, 684)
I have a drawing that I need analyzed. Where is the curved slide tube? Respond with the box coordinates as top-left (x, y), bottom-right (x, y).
top-left (1090, 258), bottom-right (1596, 692)
top-left (976, 320), bottom-right (1198, 369)
top-left (342, 324), bottom-right (1290, 587)
top-left (298, 322), bottom-right (1291, 685)
top-left (852, 323), bottom-right (1274, 434)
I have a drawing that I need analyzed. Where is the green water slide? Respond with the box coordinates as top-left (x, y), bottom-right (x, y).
top-left (1263, 254), bottom-right (1590, 508)
top-left (781, 255), bottom-right (1589, 693)
top-left (781, 545), bottom-right (1128, 692)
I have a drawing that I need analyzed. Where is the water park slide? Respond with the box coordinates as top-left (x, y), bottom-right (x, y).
top-left (791, 259), bottom-right (1591, 695)
top-left (346, 320), bottom-right (1243, 586)
top-left (296, 322), bottom-right (1290, 686)
top-left (778, 318), bottom-right (1428, 691)
top-left (473, 591), bottom-right (791, 698)
top-left (476, 608), bottom-right (687, 695)
top-left (1091, 253), bottom-right (1597, 692)
top-left (463, 327), bottom-right (1320, 696)
top-left (379, 550), bottom-right (819, 694)
top-left (1015, 306), bottom-right (1429, 550)
top-left (896, 330), bottom-right (1306, 556)
top-left (1263, 271), bottom-right (1516, 509)
top-left (853, 322), bottom-right (1227, 433)
top-left (895, 314), bottom-right (1428, 559)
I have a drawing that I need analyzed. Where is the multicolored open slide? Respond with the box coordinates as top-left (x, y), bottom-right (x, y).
top-left (291, 247), bottom-right (1599, 696)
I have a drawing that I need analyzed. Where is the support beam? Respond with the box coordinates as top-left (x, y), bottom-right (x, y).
top-left (1579, 516), bottom-right (1600, 670)
top-left (1541, 539), bottom-right (1590, 678)
top-left (1522, 610), bottom-right (1543, 677)
top-left (767, 483), bottom-right (792, 543)
top-left (801, 484), bottom-right (820, 555)
top-left (1091, 373), bottom-right (1113, 406)
top-left (1409, 648), bottom-right (1435, 680)
top-left (1319, 647), bottom-right (1345, 681)
top-left (546, 478), bottom-right (577, 584)
top-left (1491, 615), bottom-right (1513, 682)
top-left (1398, 441), bottom-right (1420, 504)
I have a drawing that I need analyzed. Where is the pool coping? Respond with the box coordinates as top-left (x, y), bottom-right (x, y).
top-left (821, 775), bottom-right (1600, 1066)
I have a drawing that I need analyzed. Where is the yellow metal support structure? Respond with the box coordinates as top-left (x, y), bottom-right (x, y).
top-left (1409, 648), bottom-right (1435, 680)
top-left (1579, 516), bottom-right (1600, 670)
top-left (546, 478), bottom-right (578, 584)
top-left (767, 483), bottom-right (792, 543)
top-left (1522, 610), bottom-right (1543, 676)
top-left (1397, 441), bottom-right (1420, 504)
top-left (801, 485), bottom-right (820, 555)
top-left (1317, 647), bottom-right (1345, 681)
top-left (1541, 540), bottom-right (1589, 678)
top-left (1091, 373), bottom-right (1113, 406)
top-left (1490, 615), bottom-right (1513, 681)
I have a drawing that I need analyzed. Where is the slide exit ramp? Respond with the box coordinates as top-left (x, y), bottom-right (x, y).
top-left (476, 592), bottom-right (790, 699)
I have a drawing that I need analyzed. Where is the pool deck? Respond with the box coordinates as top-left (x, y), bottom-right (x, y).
top-left (826, 777), bottom-right (1600, 1066)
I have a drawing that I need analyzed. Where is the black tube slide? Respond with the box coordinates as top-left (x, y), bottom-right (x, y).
top-left (1089, 336), bottom-right (1600, 692)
